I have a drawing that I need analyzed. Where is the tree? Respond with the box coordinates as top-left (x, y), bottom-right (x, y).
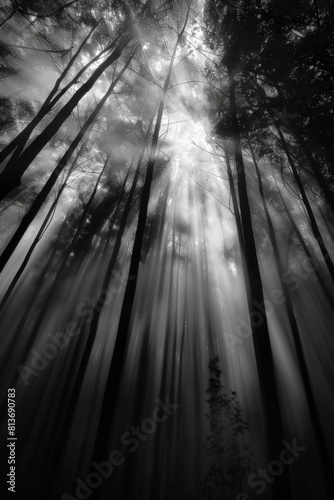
top-left (202, 356), bottom-right (251, 500)
top-left (90, 6), bottom-right (194, 494)
top-left (0, 54), bottom-right (133, 273)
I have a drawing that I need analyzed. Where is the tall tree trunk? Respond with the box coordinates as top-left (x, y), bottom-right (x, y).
top-left (272, 120), bottom-right (334, 282)
top-left (249, 138), bottom-right (334, 499)
top-left (148, 184), bottom-right (175, 500)
top-left (0, 156), bottom-right (130, 404)
top-left (0, 146), bottom-right (102, 312)
top-left (0, 22), bottom-right (99, 165)
top-left (0, 35), bottom-right (135, 199)
top-left (89, 5), bottom-right (193, 498)
top-left (227, 65), bottom-right (291, 500)
top-left (48, 133), bottom-right (150, 488)
top-left (223, 145), bottom-right (249, 291)
top-left (0, 55), bottom-right (133, 273)
top-left (273, 83), bottom-right (334, 212)
top-left (0, 6), bottom-right (18, 30)
top-left (277, 187), bottom-right (334, 308)
top-left (0, 204), bottom-right (70, 380)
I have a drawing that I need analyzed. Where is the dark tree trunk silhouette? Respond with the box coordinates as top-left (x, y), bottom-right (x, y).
top-left (272, 118), bottom-right (334, 282)
top-left (226, 63), bottom-right (291, 500)
top-left (277, 188), bottom-right (334, 307)
top-left (250, 138), bottom-right (334, 499)
top-left (90, 7), bottom-right (193, 498)
top-left (0, 35), bottom-right (134, 199)
top-left (0, 55), bottom-right (133, 273)
top-left (0, 22), bottom-right (99, 165)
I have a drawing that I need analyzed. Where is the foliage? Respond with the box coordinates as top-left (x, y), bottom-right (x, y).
top-left (203, 0), bottom-right (334, 190)
top-left (202, 357), bottom-right (251, 500)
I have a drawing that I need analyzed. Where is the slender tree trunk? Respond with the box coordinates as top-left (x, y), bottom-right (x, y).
top-left (89, 5), bottom-right (193, 498)
top-left (46, 156), bottom-right (141, 487)
top-left (293, 128), bottom-right (334, 212)
top-left (272, 120), bottom-right (334, 282)
top-left (0, 22), bottom-right (99, 164)
top-left (223, 145), bottom-right (249, 291)
top-left (0, 159), bottom-right (130, 440)
top-left (273, 83), bottom-right (334, 212)
top-left (0, 144), bottom-right (87, 377)
top-left (249, 139), bottom-right (334, 499)
top-left (2, 154), bottom-right (130, 396)
top-left (0, 0), bottom-right (155, 191)
top-left (0, 147), bottom-right (103, 312)
top-left (227, 67), bottom-right (291, 500)
top-left (148, 185), bottom-right (175, 500)
top-left (0, 205), bottom-right (70, 375)
top-left (0, 55), bottom-right (133, 273)
top-left (277, 187), bottom-right (334, 308)
top-left (0, 35), bottom-right (135, 199)
top-left (0, 7), bottom-right (18, 30)
top-left (0, 206), bottom-right (75, 418)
